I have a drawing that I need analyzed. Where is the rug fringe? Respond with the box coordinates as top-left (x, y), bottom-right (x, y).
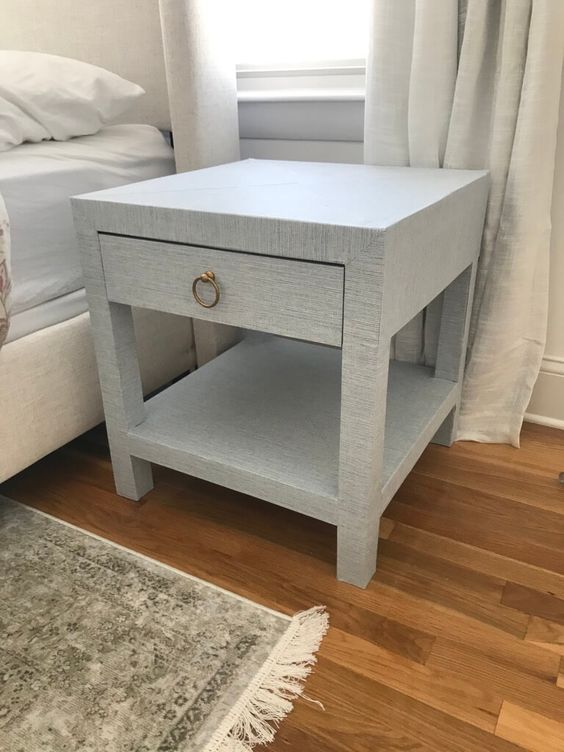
top-left (204, 606), bottom-right (329, 752)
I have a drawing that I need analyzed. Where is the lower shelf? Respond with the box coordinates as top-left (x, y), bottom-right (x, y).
top-left (127, 334), bottom-right (458, 523)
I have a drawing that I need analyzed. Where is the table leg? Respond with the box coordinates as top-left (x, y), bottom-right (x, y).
top-left (75, 226), bottom-right (153, 500)
top-left (193, 320), bottom-right (242, 366)
top-left (98, 302), bottom-right (154, 499)
top-left (433, 263), bottom-right (477, 446)
top-left (337, 258), bottom-right (388, 587)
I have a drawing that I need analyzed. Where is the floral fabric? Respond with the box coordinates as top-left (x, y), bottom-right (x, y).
top-left (0, 195), bottom-right (10, 350)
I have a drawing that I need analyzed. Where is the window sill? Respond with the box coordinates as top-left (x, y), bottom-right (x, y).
top-left (236, 64), bottom-right (365, 142)
top-left (237, 88), bottom-right (365, 103)
top-left (237, 63), bottom-right (365, 104)
top-left (236, 62), bottom-right (366, 77)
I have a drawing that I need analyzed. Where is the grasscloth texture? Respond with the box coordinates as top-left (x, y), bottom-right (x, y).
top-left (364, 0), bottom-right (564, 445)
top-left (0, 497), bottom-right (327, 752)
top-left (159, 0), bottom-right (241, 366)
top-left (99, 234), bottom-right (344, 347)
top-left (72, 161), bottom-right (488, 586)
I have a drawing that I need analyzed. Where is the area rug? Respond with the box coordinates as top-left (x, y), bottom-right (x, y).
top-left (0, 496), bottom-right (328, 751)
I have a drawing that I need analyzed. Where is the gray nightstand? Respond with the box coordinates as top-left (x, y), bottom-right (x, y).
top-left (72, 159), bottom-right (488, 588)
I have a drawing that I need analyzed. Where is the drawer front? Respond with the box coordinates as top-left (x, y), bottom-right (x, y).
top-left (100, 235), bottom-right (344, 346)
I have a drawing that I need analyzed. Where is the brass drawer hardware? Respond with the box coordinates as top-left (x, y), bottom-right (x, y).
top-left (192, 270), bottom-right (220, 308)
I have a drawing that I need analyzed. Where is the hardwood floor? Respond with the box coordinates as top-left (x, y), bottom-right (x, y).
top-left (2, 421), bottom-right (564, 751)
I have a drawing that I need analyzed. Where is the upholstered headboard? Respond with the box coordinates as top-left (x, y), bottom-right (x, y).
top-left (0, 0), bottom-right (240, 171)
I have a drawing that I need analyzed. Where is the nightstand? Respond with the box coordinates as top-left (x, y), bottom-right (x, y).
top-left (72, 159), bottom-right (488, 587)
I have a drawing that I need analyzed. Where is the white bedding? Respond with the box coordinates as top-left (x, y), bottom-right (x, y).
top-left (0, 124), bottom-right (175, 342)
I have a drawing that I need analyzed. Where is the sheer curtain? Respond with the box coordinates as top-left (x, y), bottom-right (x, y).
top-left (364, 0), bottom-right (564, 445)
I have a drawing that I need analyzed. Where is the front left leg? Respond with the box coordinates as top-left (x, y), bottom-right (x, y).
top-left (337, 515), bottom-right (381, 588)
top-left (337, 343), bottom-right (389, 587)
top-left (337, 257), bottom-right (389, 587)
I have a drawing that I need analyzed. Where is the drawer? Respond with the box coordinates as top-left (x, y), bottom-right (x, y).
top-left (99, 235), bottom-right (344, 346)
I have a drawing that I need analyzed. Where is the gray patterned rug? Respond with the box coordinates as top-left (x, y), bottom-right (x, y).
top-left (0, 497), bottom-right (328, 752)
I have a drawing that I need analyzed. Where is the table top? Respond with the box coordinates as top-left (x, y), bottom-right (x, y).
top-left (75, 159), bottom-right (487, 232)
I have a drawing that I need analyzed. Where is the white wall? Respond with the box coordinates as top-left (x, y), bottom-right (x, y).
top-left (240, 90), bottom-right (564, 429)
top-left (241, 138), bottom-right (362, 163)
top-left (526, 79), bottom-right (564, 429)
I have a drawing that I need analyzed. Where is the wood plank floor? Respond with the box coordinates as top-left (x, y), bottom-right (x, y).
top-left (2, 421), bottom-right (564, 751)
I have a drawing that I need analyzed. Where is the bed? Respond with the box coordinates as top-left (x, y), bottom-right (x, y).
top-left (0, 0), bottom-right (240, 482)
top-left (4, 125), bottom-right (177, 343)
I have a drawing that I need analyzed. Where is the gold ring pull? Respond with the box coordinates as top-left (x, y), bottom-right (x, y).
top-left (192, 270), bottom-right (220, 308)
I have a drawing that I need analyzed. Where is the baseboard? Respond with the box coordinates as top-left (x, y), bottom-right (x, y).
top-left (524, 412), bottom-right (564, 431)
top-left (526, 364), bottom-right (564, 431)
top-left (540, 354), bottom-right (564, 376)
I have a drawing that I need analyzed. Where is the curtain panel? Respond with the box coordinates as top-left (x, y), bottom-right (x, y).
top-left (364, 0), bottom-right (564, 445)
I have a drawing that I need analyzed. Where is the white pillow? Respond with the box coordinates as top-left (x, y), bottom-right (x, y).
top-left (0, 51), bottom-right (145, 151)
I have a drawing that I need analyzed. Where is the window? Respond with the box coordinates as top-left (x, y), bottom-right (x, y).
top-left (234, 0), bottom-right (369, 71)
